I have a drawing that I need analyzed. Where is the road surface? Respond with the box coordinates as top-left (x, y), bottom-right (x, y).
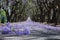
top-left (0, 26), bottom-right (60, 40)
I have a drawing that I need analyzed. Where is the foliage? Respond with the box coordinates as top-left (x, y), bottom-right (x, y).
top-left (1, 0), bottom-right (60, 25)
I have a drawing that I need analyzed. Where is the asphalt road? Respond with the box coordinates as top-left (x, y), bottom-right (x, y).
top-left (0, 26), bottom-right (60, 40)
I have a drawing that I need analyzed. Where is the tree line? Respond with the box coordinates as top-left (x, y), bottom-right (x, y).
top-left (31, 0), bottom-right (60, 26)
top-left (1, 0), bottom-right (60, 26)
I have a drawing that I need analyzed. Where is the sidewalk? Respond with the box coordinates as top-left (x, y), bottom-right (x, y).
top-left (42, 22), bottom-right (60, 27)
